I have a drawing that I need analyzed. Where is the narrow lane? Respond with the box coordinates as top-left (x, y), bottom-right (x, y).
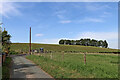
top-left (11, 55), bottom-right (52, 78)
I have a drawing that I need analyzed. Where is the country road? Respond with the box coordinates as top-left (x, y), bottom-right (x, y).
top-left (11, 54), bottom-right (53, 79)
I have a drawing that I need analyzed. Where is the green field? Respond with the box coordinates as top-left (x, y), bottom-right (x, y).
top-left (11, 43), bottom-right (118, 53)
top-left (26, 53), bottom-right (118, 78)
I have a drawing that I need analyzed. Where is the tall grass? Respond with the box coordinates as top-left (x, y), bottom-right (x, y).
top-left (26, 53), bottom-right (118, 78)
top-left (2, 57), bottom-right (12, 79)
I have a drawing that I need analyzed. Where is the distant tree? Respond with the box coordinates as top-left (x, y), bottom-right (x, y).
top-left (66, 40), bottom-right (71, 45)
top-left (94, 40), bottom-right (98, 47)
top-left (71, 40), bottom-right (75, 45)
top-left (91, 39), bottom-right (95, 46)
top-left (80, 39), bottom-right (86, 46)
top-left (99, 40), bottom-right (104, 48)
top-left (86, 39), bottom-right (91, 46)
top-left (104, 40), bottom-right (108, 48)
top-left (59, 38), bottom-right (108, 48)
top-left (59, 39), bottom-right (64, 44)
top-left (2, 29), bottom-right (11, 55)
top-left (97, 41), bottom-right (101, 47)
top-left (76, 40), bottom-right (80, 45)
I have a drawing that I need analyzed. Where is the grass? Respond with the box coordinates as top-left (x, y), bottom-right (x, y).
top-left (2, 57), bottom-right (12, 80)
top-left (26, 53), bottom-right (118, 78)
top-left (11, 43), bottom-right (119, 53)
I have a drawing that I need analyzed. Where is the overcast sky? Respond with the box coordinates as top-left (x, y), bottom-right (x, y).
top-left (0, 2), bottom-right (118, 49)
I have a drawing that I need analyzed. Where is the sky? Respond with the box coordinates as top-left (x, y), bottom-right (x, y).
top-left (0, 2), bottom-right (118, 49)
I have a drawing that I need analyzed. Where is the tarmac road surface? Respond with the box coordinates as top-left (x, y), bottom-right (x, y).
top-left (11, 54), bottom-right (53, 79)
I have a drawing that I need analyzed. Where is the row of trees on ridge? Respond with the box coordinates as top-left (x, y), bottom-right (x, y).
top-left (59, 39), bottom-right (108, 48)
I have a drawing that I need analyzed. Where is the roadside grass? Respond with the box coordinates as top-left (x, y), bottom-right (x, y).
top-left (11, 43), bottom-right (118, 53)
top-left (2, 57), bottom-right (12, 80)
top-left (26, 53), bottom-right (118, 78)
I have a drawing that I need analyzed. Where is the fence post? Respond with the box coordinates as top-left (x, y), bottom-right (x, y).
top-left (62, 51), bottom-right (64, 62)
top-left (84, 52), bottom-right (86, 65)
top-left (51, 53), bottom-right (52, 59)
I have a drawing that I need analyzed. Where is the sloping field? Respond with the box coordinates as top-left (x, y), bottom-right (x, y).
top-left (11, 43), bottom-right (118, 53)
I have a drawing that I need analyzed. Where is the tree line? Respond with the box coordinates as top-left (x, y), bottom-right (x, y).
top-left (59, 38), bottom-right (108, 48)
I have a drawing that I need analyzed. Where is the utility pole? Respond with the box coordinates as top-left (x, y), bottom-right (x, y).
top-left (29, 27), bottom-right (31, 55)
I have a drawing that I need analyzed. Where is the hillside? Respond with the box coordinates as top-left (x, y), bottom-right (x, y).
top-left (10, 43), bottom-right (119, 53)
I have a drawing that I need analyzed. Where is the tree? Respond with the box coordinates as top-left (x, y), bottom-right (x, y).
top-left (76, 40), bottom-right (80, 45)
top-left (86, 39), bottom-right (91, 46)
top-left (59, 38), bottom-right (108, 48)
top-left (80, 39), bottom-right (85, 46)
top-left (59, 39), bottom-right (64, 44)
top-left (104, 40), bottom-right (108, 48)
top-left (97, 41), bottom-right (101, 47)
top-left (99, 40), bottom-right (104, 48)
top-left (71, 40), bottom-right (75, 45)
top-left (66, 40), bottom-right (71, 45)
top-left (2, 29), bottom-right (11, 55)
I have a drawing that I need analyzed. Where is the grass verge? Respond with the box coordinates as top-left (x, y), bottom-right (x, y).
top-left (2, 57), bottom-right (12, 80)
top-left (26, 53), bottom-right (118, 78)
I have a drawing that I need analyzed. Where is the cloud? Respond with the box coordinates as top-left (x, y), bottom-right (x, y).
top-left (79, 17), bottom-right (104, 23)
top-left (55, 10), bottom-right (66, 19)
top-left (100, 12), bottom-right (112, 18)
top-left (108, 40), bottom-right (118, 49)
top-left (57, 14), bottom-right (65, 19)
top-left (35, 34), bottom-right (44, 37)
top-left (76, 32), bottom-right (118, 40)
top-left (85, 3), bottom-right (111, 11)
top-left (0, 2), bottom-right (21, 18)
top-left (55, 10), bottom-right (66, 14)
top-left (75, 32), bottom-right (118, 49)
top-left (59, 20), bottom-right (72, 24)
top-left (35, 38), bottom-right (59, 44)
top-left (35, 32), bottom-right (118, 49)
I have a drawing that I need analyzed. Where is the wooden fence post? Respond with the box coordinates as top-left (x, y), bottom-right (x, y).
top-left (84, 52), bottom-right (86, 65)
top-left (51, 53), bottom-right (53, 59)
top-left (62, 51), bottom-right (64, 62)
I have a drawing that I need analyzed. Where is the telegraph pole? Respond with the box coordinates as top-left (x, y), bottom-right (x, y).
top-left (29, 27), bottom-right (31, 55)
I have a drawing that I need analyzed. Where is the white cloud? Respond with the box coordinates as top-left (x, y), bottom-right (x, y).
top-left (34, 32), bottom-right (118, 49)
top-left (55, 10), bottom-right (66, 19)
top-left (57, 14), bottom-right (65, 19)
top-left (35, 38), bottom-right (59, 44)
top-left (79, 17), bottom-right (104, 23)
top-left (75, 32), bottom-right (118, 49)
top-left (103, 12), bottom-right (111, 15)
top-left (76, 32), bottom-right (118, 40)
top-left (55, 10), bottom-right (66, 14)
top-left (108, 40), bottom-right (118, 49)
top-left (0, 2), bottom-right (21, 18)
top-left (35, 34), bottom-right (44, 37)
top-left (59, 20), bottom-right (72, 24)
top-left (85, 3), bottom-right (111, 11)
top-left (100, 12), bottom-right (112, 18)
